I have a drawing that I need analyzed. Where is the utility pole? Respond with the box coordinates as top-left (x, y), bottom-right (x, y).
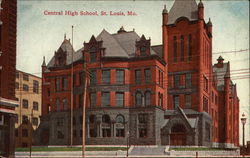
top-left (29, 108), bottom-right (33, 157)
top-left (82, 61), bottom-right (88, 158)
top-left (70, 25), bottom-right (74, 147)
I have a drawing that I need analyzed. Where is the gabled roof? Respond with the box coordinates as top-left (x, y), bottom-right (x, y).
top-left (47, 39), bottom-right (83, 68)
top-left (168, 0), bottom-right (199, 25)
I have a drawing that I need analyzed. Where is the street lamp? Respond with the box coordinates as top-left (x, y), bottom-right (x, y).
top-left (241, 113), bottom-right (247, 155)
top-left (126, 131), bottom-right (130, 158)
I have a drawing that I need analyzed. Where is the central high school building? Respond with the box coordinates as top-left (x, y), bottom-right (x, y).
top-left (36, 0), bottom-right (239, 148)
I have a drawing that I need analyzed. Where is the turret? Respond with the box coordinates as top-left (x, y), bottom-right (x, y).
top-left (162, 5), bottom-right (168, 63)
top-left (207, 18), bottom-right (212, 35)
top-left (41, 56), bottom-right (47, 73)
top-left (198, 0), bottom-right (204, 20)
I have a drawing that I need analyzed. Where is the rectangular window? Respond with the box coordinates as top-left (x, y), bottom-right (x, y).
top-left (181, 35), bottom-right (184, 61)
top-left (139, 128), bottom-right (147, 138)
top-left (32, 117), bottom-right (38, 126)
top-left (22, 115), bottom-right (28, 124)
top-left (22, 129), bottom-right (28, 137)
top-left (22, 99), bottom-right (28, 108)
top-left (33, 80), bottom-right (39, 93)
top-left (116, 70), bottom-right (124, 84)
top-left (173, 95), bottom-right (179, 109)
top-left (102, 92), bottom-right (110, 107)
top-left (79, 72), bottom-right (85, 85)
top-left (135, 70), bottom-right (141, 84)
top-left (116, 129), bottom-right (125, 137)
top-left (204, 76), bottom-right (208, 91)
top-left (79, 94), bottom-right (83, 108)
top-left (116, 92), bottom-right (124, 107)
top-left (174, 75), bottom-right (180, 88)
top-left (173, 36), bottom-right (177, 62)
top-left (56, 118), bottom-right (64, 126)
top-left (90, 70), bottom-right (96, 85)
top-left (203, 96), bottom-right (208, 112)
top-left (90, 93), bottom-right (96, 107)
top-left (73, 74), bottom-right (76, 86)
top-left (205, 122), bottom-right (210, 141)
top-left (15, 82), bottom-right (19, 89)
top-left (55, 78), bottom-right (60, 91)
top-left (185, 94), bottom-right (191, 109)
top-left (185, 73), bottom-right (192, 88)
top-left (144, 69), bottom-right (150, 84)
top-left (102, 70), bottom-right (110, 84)
top-left (138, 114), bottom-right (148, 124)
top-left (23, 74), bottom-right (29, 81)
top-left (90, 52), bottom-right (96, 63)
top-left (23, 84), bottom-right (29, 91)
top-left (16, 72), bottom-right (19, 78)
top-left (33, 101), bottom-right (38, 110)
top-left (188, 34), bottom-right (192, 61)
top-left (140, 46), bottom-right (147, 56)
top-left (62, 77), bottom-right (68, 90)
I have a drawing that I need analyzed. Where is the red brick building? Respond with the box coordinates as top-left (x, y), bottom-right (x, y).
top-left (0, 0), bottom-right (18, 157)
top-left (37, 0), bottom-right (239, 148)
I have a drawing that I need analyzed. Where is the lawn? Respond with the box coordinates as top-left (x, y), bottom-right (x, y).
top-left (169, 147), bottom-right (236, 151)
top-left (16, 147), bottom-right (128, 152)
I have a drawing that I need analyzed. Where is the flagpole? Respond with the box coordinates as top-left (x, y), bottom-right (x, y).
top-left (70, 25), bottom-right (74, 147)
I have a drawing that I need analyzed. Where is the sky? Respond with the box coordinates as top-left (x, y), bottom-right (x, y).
top-left (17, 0), bottom-right (249, 145)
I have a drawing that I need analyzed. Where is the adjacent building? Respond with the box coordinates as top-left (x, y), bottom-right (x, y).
top-left (0, 0), bottom-right (18, 157)
top-left (15, 70), bottom-right (42, 147)
top-left (36, 0), bottom-right (240, 148)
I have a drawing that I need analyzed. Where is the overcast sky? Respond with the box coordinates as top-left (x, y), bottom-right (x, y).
top-left (17, 0), bottom-right (249, 144)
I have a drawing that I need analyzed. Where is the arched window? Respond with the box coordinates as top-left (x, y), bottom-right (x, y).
top-left (63, 98), bottom-right (68, 111)
top-left (56, 98), bottom-right (60, 112)
top-left (102, 115), bottom-right (111, 137)
top-left (135, 92), bottom-right (142, 107)
top-left (115, 115), bottom-right (125, 137)
top-left (145, 91), bottom-right (151, 106)
top-left (89, 115), bottom-right (97, 137)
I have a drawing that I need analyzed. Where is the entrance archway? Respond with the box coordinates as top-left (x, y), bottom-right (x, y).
top-left (170, 124), bottom-right (186, 145)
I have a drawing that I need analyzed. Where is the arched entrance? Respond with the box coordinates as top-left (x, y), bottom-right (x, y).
top-left (170, 124), bottom-right (186, 145)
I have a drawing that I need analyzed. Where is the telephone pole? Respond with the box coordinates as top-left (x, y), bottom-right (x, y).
top-left (70, 25), bottom-right (74, 147)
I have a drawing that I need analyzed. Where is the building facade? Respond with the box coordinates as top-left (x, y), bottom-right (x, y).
top-left (36, 0), bottom-right (239, 148)
top-left (15, 70), bottom-right (42, 147)
top-left (0, 0), bottom-right (18, 157)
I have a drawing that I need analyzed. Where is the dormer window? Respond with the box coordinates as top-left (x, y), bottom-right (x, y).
top-left (140, 47), bottom-right (147, 56)
top-left (90, 47), bottom-right (97, 63)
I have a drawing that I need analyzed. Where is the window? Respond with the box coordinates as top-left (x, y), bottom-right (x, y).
top-left (23, 74), bottom-right (29, 81)
top-left (79, 94), bottom-right (83, 108)
top-left (22, 115), bottom-right (28, 124)
top-left (116, 115), bottom-right (125, 137)
top-left (185, 94), bottom-right (191, 109)
top-left (15, 129), bottom-right (18, 137)
top-left (79, 72), bottom-right (85, 85)
top-left (32, 117), bottom-right (38, 126)
top-left (56, 98), bottom-right (60, 112)
top-left (144, 69), bottom-right (150, 84)
top-left (158, 93), bottom-right (163, 107)
top-left (73, 74), bottom-right (76, 86)
top-left (140, 46), bottom-right (147, 56)
top-left (57, 131), bottom-right (64, 139)
top-left (22, 129), bottom-right (28, 137)
top-left (102, 70), bottom-right (110, 84)
top-left (73, 130), bottom-right (77, 138)
top-left (135, 70), bottom-right (141, 84)
top-left (203, 96), bottom-right (208, 112)
top-left (102, 115), bottom-right (111, 137)
top-left (56, 118), bottom-right (64, 126)
top-left (48, 88), bottom-right (50, 96)
top-left (90, 93), bottom-right (96, 107)
top-left (139, 128), bottom-right (147, 138)
top-left (33, 101), bottom-right (38, 110)
top-left (204, 76), bottom-right (208, 91)
top-left (185, 73), bottom-right (192, 88)
top-left (174, 75), bottom-right (180, 88)
top-left (145, 91), bottom-right (151, 106)
top-left (116, 70), bottom-right (124, 84)
top-left (90, 70), bottom-right (96, 85)
top-left (135, 92), bottom-right (142, 107)
top-left (90, 47), bottom-right (97, 62)
top-left (63, 98), bottom-right (68, 110)
top-left (101, 92), bottom-right (110, 107)
top-left (79, 115), bottom-right (83, 124)
top-left (180, 35), bottom-right (184, 61)
top-left (22, 99), bottom-right (28, 108)
top-left (23, 84), bottom-right (29, 91)
top-left (173, 36), bottom-right (177, 62)
top-left (62, 77), bottom-right (68, 90)
top-left (173, 95), bottom-right (179, 109)
top-left (33, 80), bottom-right (39, 93)
top-left (205, 122), bottom-right (210, 141)
top-left (55, 78), bottom-right (60, 91)
top-left (138, 114), bottom-right (148, 124)
top-left (16, 72), bottom-right (19, 78)
top-left (116, 92), bottom-right (124, 107)
top-left (188, 34), bottom-right (192, 61)
top-left (15, 82), bottom-right (19, 89)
